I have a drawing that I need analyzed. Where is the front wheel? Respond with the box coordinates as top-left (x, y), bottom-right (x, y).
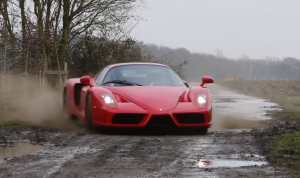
top-left (179, 127), bottom-right (208, 135)
top-left (187, 127), bottom-right (208, 135)
top-left (63, 89), bottom-right (69, 121)
top-left (198, 127), bottom-right (208, 135)
top-left (86, 94), bottom-right (93, 130)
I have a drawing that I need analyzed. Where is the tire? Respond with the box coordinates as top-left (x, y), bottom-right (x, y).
top-left (86, 94), bottom-right (93, 130)
top-left (186, 127), bottom-right (208, 135)
top-left (198, 127), bottom-right (208, 135)
top-left (63, 89), bottom-right (69, 121)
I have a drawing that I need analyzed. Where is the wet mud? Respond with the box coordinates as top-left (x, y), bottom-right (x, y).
top-left (0, 83), bottom-right (288, 178)
top-left (0, 128), bottom-right (287, 178)
top-left (0, 142), bottom-right (46, 163)
top-left (212, 117), bottom-right (268, 130)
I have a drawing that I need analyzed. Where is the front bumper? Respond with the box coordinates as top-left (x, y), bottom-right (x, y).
top-left (92, 102), bottom-right (212, 128)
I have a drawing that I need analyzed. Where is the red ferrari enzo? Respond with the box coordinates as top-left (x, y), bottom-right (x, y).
top-left (63, 62), bottom-right (214, 134)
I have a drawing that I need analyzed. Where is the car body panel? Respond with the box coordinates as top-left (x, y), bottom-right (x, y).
top-left (64, 63), bottom-right (213, 129)
top-left (108, 62), bottom-right (169, 68)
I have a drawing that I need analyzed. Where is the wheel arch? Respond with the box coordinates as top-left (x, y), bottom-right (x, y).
top-left (189, 86), bottom-right (212, 108)
top-left (84, 89), bottom-right (92, 121)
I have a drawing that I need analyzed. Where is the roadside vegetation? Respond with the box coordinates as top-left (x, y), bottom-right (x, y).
top-left (270, 131), bottom-right (300, 177)
top-left (219, 80), bottom-right (300, 178)
top-left (0, 121), bottom-right (28, 129)
top-left (0, 0), bottom-right (188, 129)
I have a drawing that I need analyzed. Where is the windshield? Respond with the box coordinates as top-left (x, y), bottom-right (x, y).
top-left (102, 64), bottom-right (185, 87)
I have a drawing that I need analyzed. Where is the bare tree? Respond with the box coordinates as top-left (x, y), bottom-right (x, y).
top-left (0, 0), bottom-right (144, 73)
top-left (0, 0), bottom-right (17, 56)
top-left (58, 0), bottom-right (144, 65)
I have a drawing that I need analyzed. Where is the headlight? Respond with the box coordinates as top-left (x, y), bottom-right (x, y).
top-left (197, 94), bottom-right (207, 107)
top-left (101, 94), bottom-right (115, 107)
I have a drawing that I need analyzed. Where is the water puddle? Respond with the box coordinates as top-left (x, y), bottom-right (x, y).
top-left (206, 154), bottom-right (265, 160)
top-left (214, 98), bottom-right (237, 103)
top-left (197, 159), bottom-right (267, 168)
top-left (212, 89), bottom-right (280, 121)
top-left (0, 142), bottom-right (46, 163)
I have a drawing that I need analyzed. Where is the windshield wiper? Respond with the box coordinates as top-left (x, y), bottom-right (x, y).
top-left (103, 80), bottom-right (143, 86)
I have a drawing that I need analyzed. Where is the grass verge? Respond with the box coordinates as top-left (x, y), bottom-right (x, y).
top-left (0, 110), bottom-right (29, 129)
top-left (270, 132), bottom-right (300, 178)
top-left (278, 97), bottom-right (300, 114)
top-left (0, 120), bottom-right (29, 129)
top-left (269, 98), bottom-right (300, 178)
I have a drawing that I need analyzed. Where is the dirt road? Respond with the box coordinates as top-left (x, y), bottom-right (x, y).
top-left (0, 84), bottom-right (287, 178)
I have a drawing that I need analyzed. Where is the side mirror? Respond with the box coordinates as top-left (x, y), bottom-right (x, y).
top-left (200, 76), bottom-right (214, 87)
top-left (182, 80), bottom-right (189, 87)
top-left (80, 76), bottom-right (90, 84)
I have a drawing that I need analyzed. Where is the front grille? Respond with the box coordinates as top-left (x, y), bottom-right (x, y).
top-left (175, 113), bottom-right (205, 124)
top-left (147, 115), bottom-right (176, 126)
top-left (112, 114), bottom-right (145, 124)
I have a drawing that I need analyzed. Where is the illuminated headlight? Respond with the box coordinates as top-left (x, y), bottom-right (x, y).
top-left (197, 94), bottom-right (207, 107)
top-left (101, 94), bottom-right (115, 107)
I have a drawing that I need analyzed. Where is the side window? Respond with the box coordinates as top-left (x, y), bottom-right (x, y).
top-left (95, 67), bottom-right (109, 85)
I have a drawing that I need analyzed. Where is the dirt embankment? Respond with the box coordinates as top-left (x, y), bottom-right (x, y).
top-left (218, 80), bottom-right (300, 99)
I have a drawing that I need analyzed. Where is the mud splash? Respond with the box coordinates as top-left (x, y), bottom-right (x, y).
top-left (0, 142), bottom-right (46, 163)
top-left (210, 116), bottom-right (268, 131)
top-left (197, 159), bottom-right (268, 168)
top-left (219, 117), bottom-right (268, 129)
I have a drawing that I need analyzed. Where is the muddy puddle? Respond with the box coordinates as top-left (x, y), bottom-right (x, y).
top-left (197, 159), bottom-right (268, 168)
top-left (214, 98), bottom-right (237, 103)
top-left (0, 142), bottom-right (46, 163)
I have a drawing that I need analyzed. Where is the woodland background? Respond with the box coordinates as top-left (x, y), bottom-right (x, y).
top-left (0, 0), bottom-right (299, 84)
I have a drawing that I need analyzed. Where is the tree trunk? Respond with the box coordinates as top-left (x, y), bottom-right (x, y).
top-left (0, 1), bottom-right (17, 57)
top-left (45, 0), bottom-right (53, 70)
top-left (20, 0), bottom-right (27, 71)
top-left (58, 0), bottom-right (71, 64)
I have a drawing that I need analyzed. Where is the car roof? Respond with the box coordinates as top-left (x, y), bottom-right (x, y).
top-left (107, 62), bottom-right (170, 68)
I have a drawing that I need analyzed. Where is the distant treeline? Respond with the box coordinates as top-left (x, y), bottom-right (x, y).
top-left (144, 44), bottom-right (300, 82)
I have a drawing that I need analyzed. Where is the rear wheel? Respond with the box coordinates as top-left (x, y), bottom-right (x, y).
top-left (86, 94), bottom-right (93, 130)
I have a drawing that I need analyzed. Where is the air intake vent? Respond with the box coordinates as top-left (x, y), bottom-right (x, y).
top-left (112, 114), bottom-right (145, 124)
top-left (175, 113), bottom-right (205, 124)
top-left (147, 115), bottom-right (176, 126)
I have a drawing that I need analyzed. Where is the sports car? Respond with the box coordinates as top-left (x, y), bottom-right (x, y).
top-left (63, 62), bottom-right (214, 133)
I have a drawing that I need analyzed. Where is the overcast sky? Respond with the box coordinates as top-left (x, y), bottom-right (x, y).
top-left (131, 0), bottom-right (300, 59)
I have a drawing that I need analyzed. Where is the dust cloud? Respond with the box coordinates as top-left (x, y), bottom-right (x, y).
top-left (0, 75), bottom-right (84, 132)
top-left (0, 75), bottom-right (267, 133)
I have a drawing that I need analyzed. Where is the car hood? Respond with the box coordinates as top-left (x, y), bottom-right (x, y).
top-left (108, 86), bottom-right (187, 112)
